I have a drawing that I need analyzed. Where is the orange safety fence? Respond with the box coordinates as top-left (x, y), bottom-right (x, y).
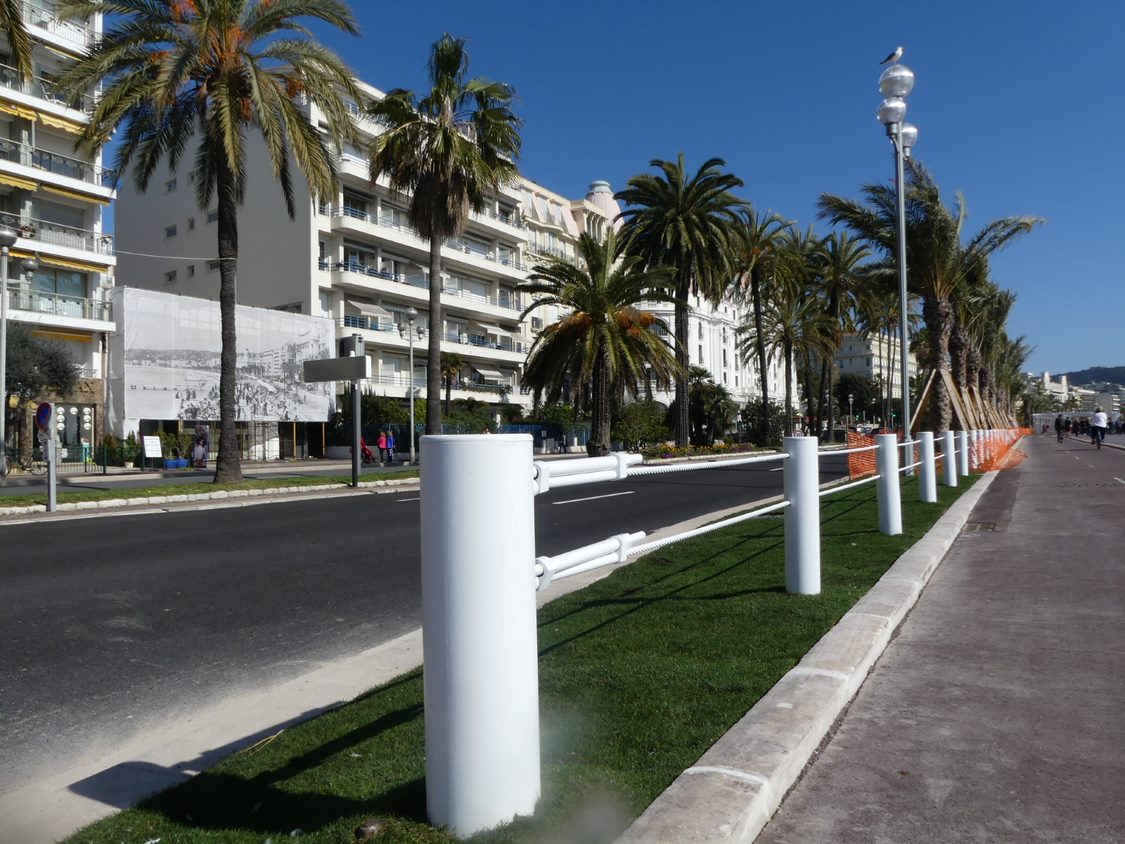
top-left (847, 427), bottom-right (1032, 479)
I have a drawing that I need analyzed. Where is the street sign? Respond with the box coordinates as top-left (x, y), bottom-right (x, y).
top-left (143, 436), bottom-right (163, 458)
top-left (35, 402), bottom-right (52, 431)
top-left (303, 356), bottom-right (371, 383)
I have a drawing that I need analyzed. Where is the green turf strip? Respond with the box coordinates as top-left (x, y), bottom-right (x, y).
top-left (65, 476), bottom-right (976, 843)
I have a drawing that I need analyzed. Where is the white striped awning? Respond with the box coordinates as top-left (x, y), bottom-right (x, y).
top-left (347, 300), bottom-right (391, 319)
top-left (473, 367), bottom-right (506, 381)
top-left (472, 322), bottom-right (509, 338)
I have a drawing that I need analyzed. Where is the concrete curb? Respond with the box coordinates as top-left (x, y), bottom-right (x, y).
top-left (0, 476), bottom-right (419, 517)
top-left (618, 471), bottom-right (998, 843)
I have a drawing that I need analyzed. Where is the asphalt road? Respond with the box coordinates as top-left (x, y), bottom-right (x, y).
top-left (0, 455), bottom-right (847, 794)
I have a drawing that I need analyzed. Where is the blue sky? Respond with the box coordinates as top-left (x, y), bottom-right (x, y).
top-left (119, 0), bottom-right (1125, 375)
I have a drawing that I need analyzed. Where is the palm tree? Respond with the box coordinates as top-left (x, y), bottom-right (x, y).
top-left (518, 230), bottom-right (681, 456)
top-left (732, 208), bottom-right (791, 443)
top-left (819, 161), bottom-right (1040, 431)
top-left (440, 352), bottom-right (463, 414)
top-left (616, 154), bottom-right (745, 448)
top-left (366, 34), bottom-right (521, 436)
top-left (1, 0), bottom-right (33, 79)
top-left (812, 232), bottom-right (870, 439)
top-left (59, 0), bottom-right (360, 482)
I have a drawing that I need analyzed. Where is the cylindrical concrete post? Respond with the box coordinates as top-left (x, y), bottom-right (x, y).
top-left (783, 436), bottom-right (820, 595)
top-left (420, 434), bottom-right (540, 837)
top-left (918, 431), bottom-right (938, 503)
top-left (875, 433), bottom-right (902, 535)
top-left (957, 430), bottom-right (970, 477)
top-left (942, 430), bottom-right (958, 487)
top-left (969, 430), bottom-right (978, 470)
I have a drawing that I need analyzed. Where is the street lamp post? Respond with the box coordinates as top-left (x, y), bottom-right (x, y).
top-left (848, 392), bottom-right (855, 428)
top-left (399, 306), bottom-right (424, 465)
top-left (0, 225), bottom-right (18, 479)
top-left (877, 59), bottom-right (918, 450)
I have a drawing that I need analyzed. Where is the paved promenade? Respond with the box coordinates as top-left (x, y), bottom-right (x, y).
top-left (757, 434), bottom-right (1125, 843)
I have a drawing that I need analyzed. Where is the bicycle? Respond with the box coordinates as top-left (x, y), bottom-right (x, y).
top-left (7, 453), bottom-right (47, 475)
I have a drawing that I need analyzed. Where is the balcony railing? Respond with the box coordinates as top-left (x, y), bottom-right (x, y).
top-left (443, 330), bottom-right (530, 355)
top-left (22, 0), bottom-right (94, 48)
top-left (322, 206), bottom-right (528, 271)
top-left (321, 258), bottom-right (525, 312)
top-left (0, 211), bottom-right (113, 254)
top-left (0, 61), bottom-right (96, 113)
top-left (470, 207), bottom-right (527, 231)
top-left (7, 289), bottom-right (111, 321)
top-left (0, 139), bottom-right (115, 187)
top-left (339, 315), bottom-right (397, 333)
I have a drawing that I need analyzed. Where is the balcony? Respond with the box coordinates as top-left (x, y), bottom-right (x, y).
top-left (338, 315), bottom-right (397, 333)
top-left (320, 258), bottom-right (525, 313)
top-left (22, 0), bottom-right (94, 50)
top-left (7, 289), bottom-right (112, 322)
top-left (0, 139), bottom-right (115, 187)
top-left (443, 330), bottom-right (531, 356)
top-left (0, 62), bottom-right (96, 114)
top-left (0, 211), bottom-right (113, 255)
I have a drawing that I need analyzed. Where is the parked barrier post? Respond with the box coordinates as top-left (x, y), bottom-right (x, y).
top-left (957, 430), bottom-right (970, 477)
top-left (918, 431), bottom-right (937, 503)
top-left (942, 430), bottom-right (958, 487)
top-left (419, 434), bottom-right (540, 837)
top-left (783, 436), bottom-right (820, 594)
top-left (875, 433), bottom-right (902, 535)
top-left (969, 430), bottom-right (978, 470)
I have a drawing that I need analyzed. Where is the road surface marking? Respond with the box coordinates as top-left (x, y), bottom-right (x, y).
top-left (396, 497), bottom-right (420, 502)
top-left (769, 467), bottom-right (783, 472)
top-left (553, 490), bottom-right (635, 505)
top-left (1115, 478), bottom-right (1124, 485)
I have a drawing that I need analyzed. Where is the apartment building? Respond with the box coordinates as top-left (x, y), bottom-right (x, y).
top-left (834, 332), bottom-right (917, 398)
top-left (0, 2), bottom-right (114, 458)
top-left (116, 76), bottom-right (773, 434)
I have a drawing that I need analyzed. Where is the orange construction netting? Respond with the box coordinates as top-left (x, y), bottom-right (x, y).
top-left (846, 427), bottom-right (1032, 479)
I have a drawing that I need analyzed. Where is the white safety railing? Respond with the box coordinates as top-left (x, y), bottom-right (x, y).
top-left (417, 427), bottom-right (1002, 837)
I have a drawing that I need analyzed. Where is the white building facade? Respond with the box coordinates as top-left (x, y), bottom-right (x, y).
top-left (1, 3), bottom-right (115, 457)
top-left (834, 332), bottom-right (918, 399)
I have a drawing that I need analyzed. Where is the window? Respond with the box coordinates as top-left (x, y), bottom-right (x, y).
top-left (531, 316), bottom-right (543, 330)
top-left (207, 260), bottom-right (220, 272)
top-left (186, 265), bottom-right (195, 278)
top-left (697, 323), bottom-right (703, 340)
top-left (164, 224), bottom-right (177, 238)
top-left (735, 375), bottom-right (740, 388)
top-left (165, 178), bottom-right (176, 192)
top-left (187, 217), bottom-right (195, 231)
top-left (722, 349), bottom-right (728, 367)
top-left (164, 270), bottom-right (177, 284)
top-left (32, 268), bottom-right (86, 316)
top-left (207, 210), bottom-right (219, 223)
top-left (697, 344), bottom-right (703, 363)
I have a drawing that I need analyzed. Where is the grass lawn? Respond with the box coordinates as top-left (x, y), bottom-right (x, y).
top-left (65, 475), bottom-right (977, 843)
top-left (0, 471), bottom-right (419, 508)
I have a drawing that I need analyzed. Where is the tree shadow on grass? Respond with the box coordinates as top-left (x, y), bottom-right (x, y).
top-left (131, 702), bottom-right (428, 835)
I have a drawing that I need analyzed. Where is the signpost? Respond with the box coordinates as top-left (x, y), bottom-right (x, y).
top-left (143, 435), bottom-right (162, 472)
top-left (35, 402), bottom-right (58, 511)
top-left (303, 350), bottom-right (371, 488)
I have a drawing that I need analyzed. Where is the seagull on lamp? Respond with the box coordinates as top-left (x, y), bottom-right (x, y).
top-left (880, 46), bottom-right (904, 65)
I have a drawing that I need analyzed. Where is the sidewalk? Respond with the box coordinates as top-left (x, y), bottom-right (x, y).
top-left (755, 434), bottom-right (1125, 842)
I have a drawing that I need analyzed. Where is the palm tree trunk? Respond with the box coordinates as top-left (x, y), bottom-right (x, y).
top-left (751, 270), bottom-right (770, 442)
top-left (589, 349), bottom-right (611, 456)
top-left (444, 377), bottom-right (451, 415)
top-left (674, 275), bottom-right (690, 448)
top-left (949, 321), bottom-right (969, 398)
top-left (426, 234), bottom-right (442, 435)
top-left (214, 155), bottom-right (242, 484)
top-left (924, 296), bottom-right (954, 432)
top-left (784, 338), bottom-right (794, 437)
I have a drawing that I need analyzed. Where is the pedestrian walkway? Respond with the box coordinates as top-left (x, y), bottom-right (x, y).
top-left (756, 434), bottom-right (1125, 843)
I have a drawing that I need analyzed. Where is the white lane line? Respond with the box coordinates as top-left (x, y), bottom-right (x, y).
top-left (1115, 478), bottom-right (1125, 485)
top-left (553, 490), bottom-right (635, 505)
top-left (396, 497), bottom-right (420, 502)
top-left (769, 467), bottom-right (783, 472)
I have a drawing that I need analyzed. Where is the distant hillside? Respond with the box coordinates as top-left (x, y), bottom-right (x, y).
top-left (1061, 366), bottom-right (1125, 385)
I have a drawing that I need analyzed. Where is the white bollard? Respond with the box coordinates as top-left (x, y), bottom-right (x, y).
top-left (969, 430), bottom-right (979, 470)
top-left (918, 431), bottom-right (938, 503)
top-left (942, 430), bottom-right (958, 487)
top-left (419, 434), bottom-right (540, 837)
top-left (875, 433), bottom-right (902, 535)
top-left (957, 430), bottom-right (970, 477)
top-left (783, 436), bottom-right (820, 595)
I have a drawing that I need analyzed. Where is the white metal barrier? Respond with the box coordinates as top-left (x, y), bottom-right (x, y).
top-left (418, 427), bottom-right (987, 837)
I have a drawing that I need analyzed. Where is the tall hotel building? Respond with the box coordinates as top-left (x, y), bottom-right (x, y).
top-left (0, 3), bottom-right (114, 456)
top-left (117, 76), bottom-right (783, 436)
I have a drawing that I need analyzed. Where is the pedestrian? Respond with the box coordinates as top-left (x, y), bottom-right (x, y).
top-left (377, 430), bottom-right (388, 465)
top-left (1054, 413), bottom-right (1064, 443)
top-left (1090, 406), bottom-right (1108, 447)
top-left (386, 430), bottom-right (396, 464)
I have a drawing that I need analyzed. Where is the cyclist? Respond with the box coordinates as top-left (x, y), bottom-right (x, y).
top-left (1090, 406), bottom-right (1108, 449)
top-left (1054, 413), bottom-right (1065, 443)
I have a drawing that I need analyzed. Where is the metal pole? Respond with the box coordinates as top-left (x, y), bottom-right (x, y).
top-left (942, 430), bottom-right (957, 487)
top-left (918, 430), bottom-right (937, 503)
top-left (875, 432), bottom-right (902, 535)
top-left (893, 128), bottom-right (913, 467)
top-left (420, 434), bottom-right (539, 835)
top-left (350, 379), bottom-right (360, 488)
top-left (46, 433), bottom-right (57, 512)
top-left (0, 245), bottom-right (8, 480)
top-left (783, 436), bottom-right (820, 594)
